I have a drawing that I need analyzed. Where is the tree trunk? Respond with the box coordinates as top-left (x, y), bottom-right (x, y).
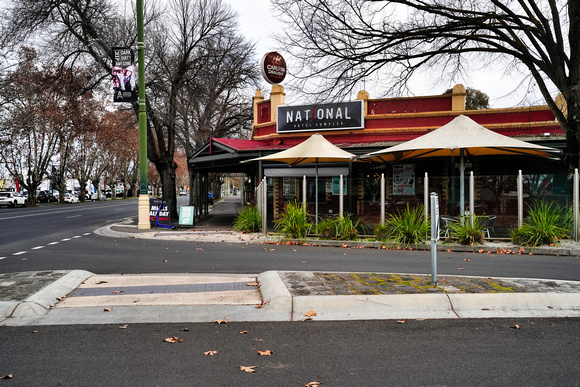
top-left (158, 161), bottom-right (178, 220)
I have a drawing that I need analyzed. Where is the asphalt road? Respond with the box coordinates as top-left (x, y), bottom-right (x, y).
top-left (1, 199), bottom-right (580, 386)
top-left (1, 198), bottom-right (580, 281)
top-left (1, 318), bottom-right (579, 386)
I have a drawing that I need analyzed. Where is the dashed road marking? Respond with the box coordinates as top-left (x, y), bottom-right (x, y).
top-left (2, 233), bottom-right (90, 262)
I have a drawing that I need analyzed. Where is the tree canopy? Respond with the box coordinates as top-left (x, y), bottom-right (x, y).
top-left (1, 0), bottom-right (260, 215)
top-left (272, 0), bottom-right (580, 168)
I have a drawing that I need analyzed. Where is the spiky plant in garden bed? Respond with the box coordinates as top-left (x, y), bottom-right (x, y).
top-left (317, 215), bottom-right (362, 240)
top-left (273, 201), bottom-right (312, 242)
top-left (511, 200), bottom-right (569, 247)
top-left (383, 204), bottom-right (430, 245)
top-left (448, 215), bottom-right (486, 245)
top-left (234, 205), bottom-right (261, 233)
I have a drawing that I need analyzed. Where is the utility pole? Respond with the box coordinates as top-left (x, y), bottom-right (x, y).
top-left (137, 0), bottom-right (150, 229)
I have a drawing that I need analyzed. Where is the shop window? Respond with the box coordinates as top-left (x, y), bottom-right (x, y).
top-left (283, 177), bottom-right (297, 197)
top-left (364, 173), bottom-right (382, 202)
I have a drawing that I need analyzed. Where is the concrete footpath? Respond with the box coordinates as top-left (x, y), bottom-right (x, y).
top-left (1, 196), bottom-right (579, 326)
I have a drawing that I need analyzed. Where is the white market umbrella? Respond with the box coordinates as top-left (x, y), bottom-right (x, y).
top-left (359, 115), bottom-right (560, 214)
top-left (244, 133), bottom-right (357, 223)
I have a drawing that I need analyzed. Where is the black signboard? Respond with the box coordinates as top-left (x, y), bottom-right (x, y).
top-left (277, 100), bottom-right (364, 133)
top-left (149, 198), bottom-right (171, 227)
top-left (111, 47), bottom-right (137, 103)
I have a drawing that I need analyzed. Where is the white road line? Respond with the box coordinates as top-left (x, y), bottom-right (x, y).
top-left (13, 251), bottom-right (27, 256)
top-left (66, 215), bottom-right (82, 218)
top-left (83, 233), bottom-right (91, 235)
top-left (0, 257), bottom-right (7, 260)
top-left (31, 246), bottom-right (45, 250)
top-left (48, 242), bottom-right (59, 245)
top-left (72, 235), bottom-right (82, 239)
top-left (61, 238), bottom-right (71, 241)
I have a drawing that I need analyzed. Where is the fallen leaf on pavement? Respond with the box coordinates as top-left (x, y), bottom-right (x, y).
top-left (32, 330), bottom-right (39, 333)
top-left (257, 350), bottom-right (273, 356)
top-left (56, 296), bottom-right (66, 301)
top-left (112, 290), bottom-right (123, 294)
top-left (240, 330), bottom-right (248, 334)
top-left (180, 328), bottom-right (189, 331)
top-left (512, 324), bottom-right (521, 329)
top-left (162, 260), bottom-right (168, 262)
top-left (96, 281), bottom-right (108, 284)
top-left (464, 259), bottom-right (471, 261)
top-left (299, 316), bottom-right (312, 322)
top-left (457, 267), bottom-right (466, 270)
top-left (300, 382), bottom-right (321, 387)
top-left (204, 350), bottom-right (218, 356)
top-left (247, 282), bottom-right (259, 287)
top-left (214, 319), bottom-right (229, 324)
top-left (239, 366), bottom-right (257, 373)
top-left (119, 325), bottom-right (128, 329)
top-left (397, 320), bottom-right (405, 324)
top-left (1, 374), bottom-right (12, 379)
top-left (104, 308), bottom-right (112, 312)
top-left (303, 310), bottom-right (317, 318)
top-left (164, 336), bottom-right (183, 343)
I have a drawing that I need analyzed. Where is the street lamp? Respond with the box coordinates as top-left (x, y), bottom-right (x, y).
top-left (137, 0), bottom-right (150, 229)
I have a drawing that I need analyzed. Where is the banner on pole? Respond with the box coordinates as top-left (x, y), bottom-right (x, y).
top-left (111, 47), bottom-right (137, 102)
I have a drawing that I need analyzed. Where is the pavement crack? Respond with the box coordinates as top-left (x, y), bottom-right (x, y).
top-left (445, 293), bottom-right (461, 319)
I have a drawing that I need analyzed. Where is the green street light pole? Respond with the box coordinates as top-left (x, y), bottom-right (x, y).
top-left (137, 0), bottom-right (150, 229)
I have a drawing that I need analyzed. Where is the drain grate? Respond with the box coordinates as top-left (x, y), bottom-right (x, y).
top-left (68, 282), bottom-right (253, 297)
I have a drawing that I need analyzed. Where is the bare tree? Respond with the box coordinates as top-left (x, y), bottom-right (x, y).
top-left (3, 0), bottom-right (254, 218)
top-left (175, 28), bottom-right (260, 207)
top-left (272, 0), bottom-right (580, 168)
top-left (0, 47), bottom-right (79, 205)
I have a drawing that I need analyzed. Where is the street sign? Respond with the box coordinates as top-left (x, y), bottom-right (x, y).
top-left (179, 206), bottom-right (195, 226)
top-left (149, 198), bottom-right (171, 227)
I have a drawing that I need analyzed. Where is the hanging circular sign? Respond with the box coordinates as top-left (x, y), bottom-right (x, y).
top-left (260, 52), bottom-right (287, 84)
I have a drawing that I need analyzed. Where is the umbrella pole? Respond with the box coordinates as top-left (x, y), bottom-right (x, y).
top-left (460, 149), bottom-right (465, 217)
top-left (315, 158), bottom-right (319, 227)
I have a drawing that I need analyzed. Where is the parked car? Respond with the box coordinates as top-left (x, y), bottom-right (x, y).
top-left (36, 190), bottom-right (60, 203)
top-left (0, 192), bottom-right (27, 207)
top-left (64, 193), bottom-right (80, 203)
top-left (89, 192), bottom-right (106, 201)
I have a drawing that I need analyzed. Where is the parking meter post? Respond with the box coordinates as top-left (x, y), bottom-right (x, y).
top-left (430, 192), bottom-right (439, 285)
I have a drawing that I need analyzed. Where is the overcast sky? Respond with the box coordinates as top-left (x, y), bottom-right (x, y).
top-left (225, 0), bottom-right (550, 109)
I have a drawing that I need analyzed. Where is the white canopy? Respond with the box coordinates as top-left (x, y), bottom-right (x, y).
top-left (360, 115), bottom-right (559, 162)
top-left (244, 133), bottom-right (356, 164)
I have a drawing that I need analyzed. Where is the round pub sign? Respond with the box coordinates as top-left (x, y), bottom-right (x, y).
top-left (260, 52), bottom-right (286, 84)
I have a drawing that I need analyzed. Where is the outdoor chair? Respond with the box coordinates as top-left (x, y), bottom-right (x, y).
top-left (483, 216), bottom-right (496, 238)
top-left (440, 216), bottom-right (455, 238)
